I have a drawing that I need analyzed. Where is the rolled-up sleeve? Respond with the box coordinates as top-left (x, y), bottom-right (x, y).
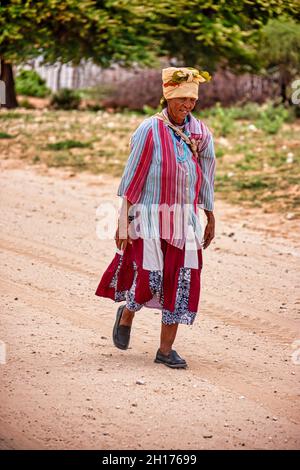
top-left (117, 119), bottom-right (153, 204)
top-left (197, 130), bottom-right (216, 211)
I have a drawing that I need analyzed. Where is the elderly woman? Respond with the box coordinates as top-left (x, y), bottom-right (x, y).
top-left (95, 67), bottom-right (216, 369)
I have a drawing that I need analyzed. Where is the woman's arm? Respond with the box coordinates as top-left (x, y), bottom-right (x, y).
top-left (117, 119), bottom-right (153, 204)
top-left (115, 119), bottom-right (153, 251)
top-left (203, 209), bottom-right (215, 249)
top-left (115, 119), bottom-right (154, 251)
top-left (198, 132), bottom-right (216, 212)
top-left (198, 129), bottom-right (216, 249)
top-left (115, 197), bottom-right (133, 251)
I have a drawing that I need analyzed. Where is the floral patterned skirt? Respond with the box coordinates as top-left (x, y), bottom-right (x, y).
top-left (95, 238), bottom-right (203, 325)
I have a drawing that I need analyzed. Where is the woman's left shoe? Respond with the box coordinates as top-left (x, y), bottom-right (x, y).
top-left (154, 349), bottom-right (187, 369)
top-left (112, 305), bottom-right (131, 350)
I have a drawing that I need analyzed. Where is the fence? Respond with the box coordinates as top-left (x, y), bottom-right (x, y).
top-left (16, 59), bottom-right (283, 109)
top-left (17, 58), bottom-right (139, 92)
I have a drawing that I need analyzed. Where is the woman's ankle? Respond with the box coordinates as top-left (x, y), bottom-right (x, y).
top-left (119, 306), bottom-right (135, 326)
top-left (158, 347), bottom-right (172, 356)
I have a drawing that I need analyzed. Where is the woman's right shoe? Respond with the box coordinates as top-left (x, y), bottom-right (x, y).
top-left (112, 305), bottom-right (131, 350)
top-left (154, 349), bottom-right (187, 369)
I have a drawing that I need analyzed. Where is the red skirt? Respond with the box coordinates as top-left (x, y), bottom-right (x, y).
top-left (95, 238), bottom-right (203, 325)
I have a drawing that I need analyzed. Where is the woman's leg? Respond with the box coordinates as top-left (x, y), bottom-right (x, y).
top-left (119, 307), bottom-right (180, 353)
top-left (119, 306), bottom-right (135, 327)
top-left (159, 322), bottom-right (179, 355)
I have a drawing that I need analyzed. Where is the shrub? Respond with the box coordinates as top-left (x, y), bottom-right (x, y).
top-left (0, 112), bottom-right (22, 119)
top-left (295, 105), bottom-right (300, 119)
top-left (255, 103), bottom-right (290, 134)
top-left (78, 84), bottom-right (116, 101)
top-left (18, 98), bottom-right (35, 109)
top-left (46, 140), bottom-right (91, 150)
top-left (207, 103), bottom-right (235, 136)
top-left (16, 70), bottom-right (50, 98)
top-left (142, 104), bottom-right (161, 116)
top-left (50, 88), bottom-right (81, 110)
top-left (0, 132), bottom-right (15, 138)
top-left (85, 103), bottom-right (104, 112)
top-left (228, 103), bottom-right (261, 121)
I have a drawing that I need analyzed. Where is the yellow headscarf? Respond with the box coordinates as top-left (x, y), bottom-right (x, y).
top-left (162, 67), bottom-right (211, 100)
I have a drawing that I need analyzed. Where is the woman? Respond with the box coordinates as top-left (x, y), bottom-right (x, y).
top-left (95, 67), bottom-right (216, 369)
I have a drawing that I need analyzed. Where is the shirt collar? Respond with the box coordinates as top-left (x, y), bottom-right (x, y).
top-left (163, 107), bottom-right (202, 136)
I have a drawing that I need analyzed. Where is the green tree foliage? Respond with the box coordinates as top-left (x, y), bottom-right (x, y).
top-left (0, 0), bottom-right (299, 107)
top-left (0, 0), bottom-right (156, 65)
top-left (150, 0), bottom-right (300, 70)
top-left (0, 0), bottom-right (156, 106)
top-left (259, 18), bottom-right (300, 102)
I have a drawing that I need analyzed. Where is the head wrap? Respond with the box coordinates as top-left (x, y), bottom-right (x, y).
top-left (162, 67), bottom-right (211, 100)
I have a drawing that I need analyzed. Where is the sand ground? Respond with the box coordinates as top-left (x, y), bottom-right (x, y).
top-left (0, 160), bottom-right (299, 450)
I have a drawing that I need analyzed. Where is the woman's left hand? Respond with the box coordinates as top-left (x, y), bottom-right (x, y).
top-left (203, 212), bottom-right (215, 249)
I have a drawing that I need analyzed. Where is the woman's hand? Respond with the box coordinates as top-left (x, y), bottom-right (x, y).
top-left (115, 198), bottom-right (133, 251)
top-left (203, 211), bottom-right (215, 249)
top-left (114, 221), bottom-right (132, 251)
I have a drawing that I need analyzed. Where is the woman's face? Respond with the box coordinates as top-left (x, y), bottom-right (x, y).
top-left (167, 97), bottom-right (197, 124)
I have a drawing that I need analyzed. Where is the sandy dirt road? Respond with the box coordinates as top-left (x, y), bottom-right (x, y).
top-left (0, 161), bottom-right (299, 450)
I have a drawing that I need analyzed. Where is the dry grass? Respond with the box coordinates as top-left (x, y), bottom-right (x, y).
top-left (0, 106), bottom-right (299, 217)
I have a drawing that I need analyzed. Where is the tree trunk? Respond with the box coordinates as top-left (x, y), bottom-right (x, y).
top-left (0, 59), bottom-right (18, 108)
top-left (280, 80), bottom-right (287, 104)
top-left (279, 66), bottom-right (292, 105)
top-left (56, 63), bottom-right (62, 91)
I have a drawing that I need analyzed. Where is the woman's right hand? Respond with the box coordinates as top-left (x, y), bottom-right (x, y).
top-left (114, 222), bottom-right (132, 251)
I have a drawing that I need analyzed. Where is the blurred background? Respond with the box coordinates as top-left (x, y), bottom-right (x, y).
top-left (1, 2), bottom-right (300, 451)
top-left (0, 0), bottom-right (299, 216)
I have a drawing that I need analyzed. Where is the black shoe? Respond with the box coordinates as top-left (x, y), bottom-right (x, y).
top-left (112, 305), bottom-right (131, 350)
top-left (154, 349), bottom-right (187, 369)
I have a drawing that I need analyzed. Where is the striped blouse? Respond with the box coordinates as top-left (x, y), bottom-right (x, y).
top-left (117, 110), bottom-right (216, 249)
